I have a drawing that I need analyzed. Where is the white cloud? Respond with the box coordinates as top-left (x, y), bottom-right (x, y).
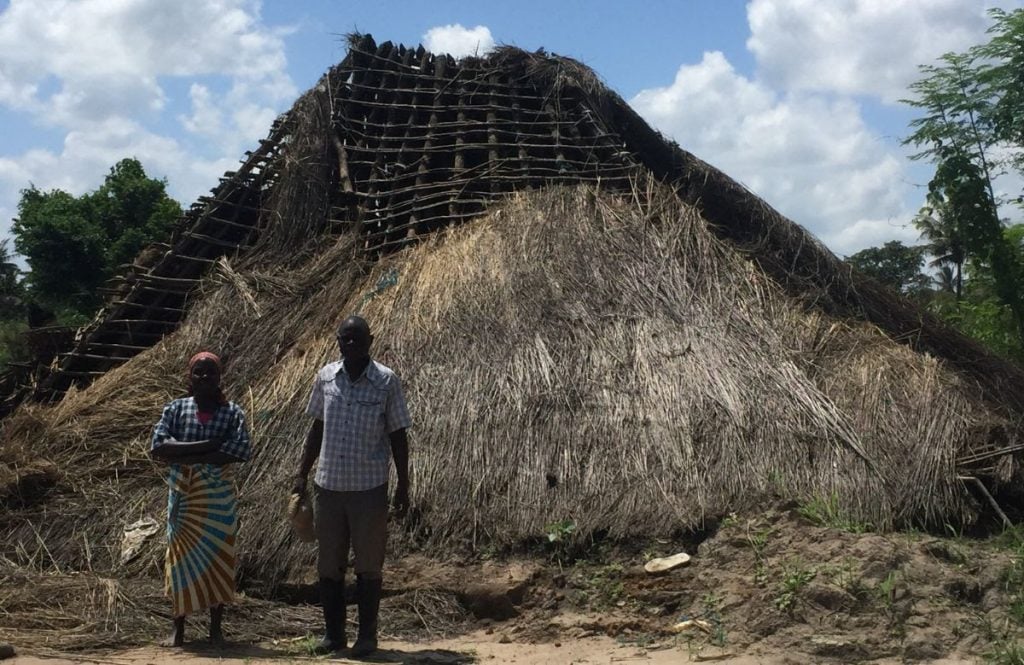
top-left (630, 51), bottom-right (912, 255)
top-left (0, 0), bottom-right (295, 125)
top-left (746, 0), bottom-right (1019, 103)
top-left (423, 24), bottom-right (495, 58)
top-left (0, 119), bottom-right (235, 216)
top-left (181, 84), bottom-right (224, 138)
top-left (0, 0), bottom-right (298, 251)
top-left (829, 218), bottom-right (921, 258)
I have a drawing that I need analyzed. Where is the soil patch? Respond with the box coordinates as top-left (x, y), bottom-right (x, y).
top-left (5, 504), bottom-right (1024, 663)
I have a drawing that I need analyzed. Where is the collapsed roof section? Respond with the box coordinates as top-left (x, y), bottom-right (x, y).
top-left (37, 35), bottom-right (646, 398)
top-left (35, 34), bottom-right (1024, 421)
top-left (36, 117), bottom-right (287, 398)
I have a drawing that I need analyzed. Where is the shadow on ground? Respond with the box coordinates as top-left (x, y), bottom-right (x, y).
top-left (179, 641), bottom-right (475, 664)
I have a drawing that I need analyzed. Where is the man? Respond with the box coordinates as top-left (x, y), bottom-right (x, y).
top-left (293, 315), bottom-right (411, 657)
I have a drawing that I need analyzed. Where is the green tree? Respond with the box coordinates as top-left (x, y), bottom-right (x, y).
top-left (0, 239), bottom-right (22, 318)
top-left (934, 265), bottom-right (958, 295)
top-left (0, 236), bottom-right (28, 367)
top-left (13, 187), bottom-right (107, 318)
top-left (914, 194), bottom-right (967, 298)
top-left (903, 10), bottom-right (1024, 347)
top-left (87, 158), bottom-right (182, 270)
top-left (928, 225), bottom-right (1024, 363)
top-left (846, 241), bottom-right (929, 295)
top-left (1007, 224), bottom-right (1024, 260)
top-left (12, 158), bottom-right (181, 322)
top-left (977, 8), bottom-right (1024, 175)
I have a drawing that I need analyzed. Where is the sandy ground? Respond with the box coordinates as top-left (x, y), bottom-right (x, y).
top-left (5, 634), bottom-right (979, 665)
top-left (4, 505), bottom-right (1012, 664)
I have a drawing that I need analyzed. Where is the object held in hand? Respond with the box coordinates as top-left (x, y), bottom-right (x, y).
top-left (288, 491), bottom-right (316, 542)
top-left (159, 438), bottom-right (217, 454)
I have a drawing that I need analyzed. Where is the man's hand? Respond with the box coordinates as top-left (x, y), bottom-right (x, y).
top-left (292, 474), bottom-right (308, 496)
top-left (392, 482), bottom-right (410, 519)
top-left (388, 428), bottom-right (410, 520)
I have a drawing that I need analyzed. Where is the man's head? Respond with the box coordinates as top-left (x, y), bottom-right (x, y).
top-left (336, 315), bottom-right (373, 362)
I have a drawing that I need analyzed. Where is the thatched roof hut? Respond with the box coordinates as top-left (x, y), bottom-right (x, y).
top-left (3, 35), bottom-right (1024, 595)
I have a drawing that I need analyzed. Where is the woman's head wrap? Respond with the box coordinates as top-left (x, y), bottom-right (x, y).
top-left (187, 351), bottom-right (227, 404)
top-left (189, 351), bottom-right (221, 371)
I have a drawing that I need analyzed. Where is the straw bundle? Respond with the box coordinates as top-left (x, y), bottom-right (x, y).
top-left (0, 180), bottom-right (998, 593)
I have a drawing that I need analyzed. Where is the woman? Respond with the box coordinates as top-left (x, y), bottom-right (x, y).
top-left (150, 351), bottom-right (252, 647)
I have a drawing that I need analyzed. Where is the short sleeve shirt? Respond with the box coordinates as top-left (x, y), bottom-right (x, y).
top-left (306, 360), bottom-right (412, 491)
top-left (150, 397), bottom-right (252, 462)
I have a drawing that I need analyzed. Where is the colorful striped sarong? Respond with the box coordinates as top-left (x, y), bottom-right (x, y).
top-left (164, 463), bottom-right (238, 617)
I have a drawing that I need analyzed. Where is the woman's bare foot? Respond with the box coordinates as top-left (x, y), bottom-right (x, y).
top-left (161, 617), bottom-right (185, 647)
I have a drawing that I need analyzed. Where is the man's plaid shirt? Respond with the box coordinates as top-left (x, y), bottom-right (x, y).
top-left (151, 397), bottom-right (253, 462)
top-left (306, 359), bottom-right (412, 491)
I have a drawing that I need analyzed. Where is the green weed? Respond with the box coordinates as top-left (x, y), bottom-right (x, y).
top-left (700, 592), bottom-right (726, 647)
top-left (827, 558), bottom-right (870, 603)
top-left (292, 634), bottom-right (323, 657)
top-left (1010, 598), bottom-right (1024, 625)
top-left (993, 525), bottom-right (1024, 551)
top-left (944, 521), bottom-right (967, 540)
top-left (1002, 536), bottom-right (1024, 625)
top-left (701, 591), bottom-right (723, 611)
top-left (719, 512), bottom-right (740, 530)
top-left (985, 639), bottom-right (1024, 664)
top-left (745, 525), bottom-right (771, 560)
top-left (544, 518), bottom-right (577, 568)
top-left (775, 559), bottom-right (816, 612)
top-left (545, 518), bottom-right (577, 543)
top-left (743, 524), bottom-right (772, 587)
top-left (875, 570), bottom-right (899, 608)
top-left (797, 492), bottom-right (872, 533)
top-left (575, 562), bottom-right (625, 608)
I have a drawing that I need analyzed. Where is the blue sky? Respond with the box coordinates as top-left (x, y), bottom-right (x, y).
top-left (264, 1), bottom-right (757, 97)
top-left (0, 0), bottom-right (1021, 261)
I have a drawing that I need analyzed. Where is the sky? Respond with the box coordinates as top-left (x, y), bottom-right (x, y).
top-left (0, 0), bottom-right (1021, 262)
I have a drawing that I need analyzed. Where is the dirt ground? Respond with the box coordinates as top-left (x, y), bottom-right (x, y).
top-left (3, 640), bottom-right (981, 665)
top-left (5, 503), bottom-right (1023, 663)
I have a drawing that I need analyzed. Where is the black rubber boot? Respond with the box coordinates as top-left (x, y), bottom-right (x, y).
top-left (351, 575), bottom-right (382, 658)
top-left (208, 604), bottom-right (225, 644)
top-left (313, 578), bottom-right (346, 654)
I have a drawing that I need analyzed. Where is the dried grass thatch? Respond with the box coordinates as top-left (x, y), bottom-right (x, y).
top-left (0, 181), bottom-right (1004, 594)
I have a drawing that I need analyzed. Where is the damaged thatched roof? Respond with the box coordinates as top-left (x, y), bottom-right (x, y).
top-left (30, 35), bottom-right (1024, 418)
top-left (3, 35), bottom-right (1024, 611)
top-left (1, 179), bottom-right (1018, 589)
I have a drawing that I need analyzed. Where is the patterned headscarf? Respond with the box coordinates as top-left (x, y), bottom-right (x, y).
top-left (189, 351), bottom-right (221, 372)
top-left (188, 351), bottom-right (227, 404)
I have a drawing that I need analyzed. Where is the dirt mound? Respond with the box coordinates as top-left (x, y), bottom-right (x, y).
top-left (488, 504), bottom-right (1024, 662)
top-left (653, 507), bottom-right (1010, 661)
